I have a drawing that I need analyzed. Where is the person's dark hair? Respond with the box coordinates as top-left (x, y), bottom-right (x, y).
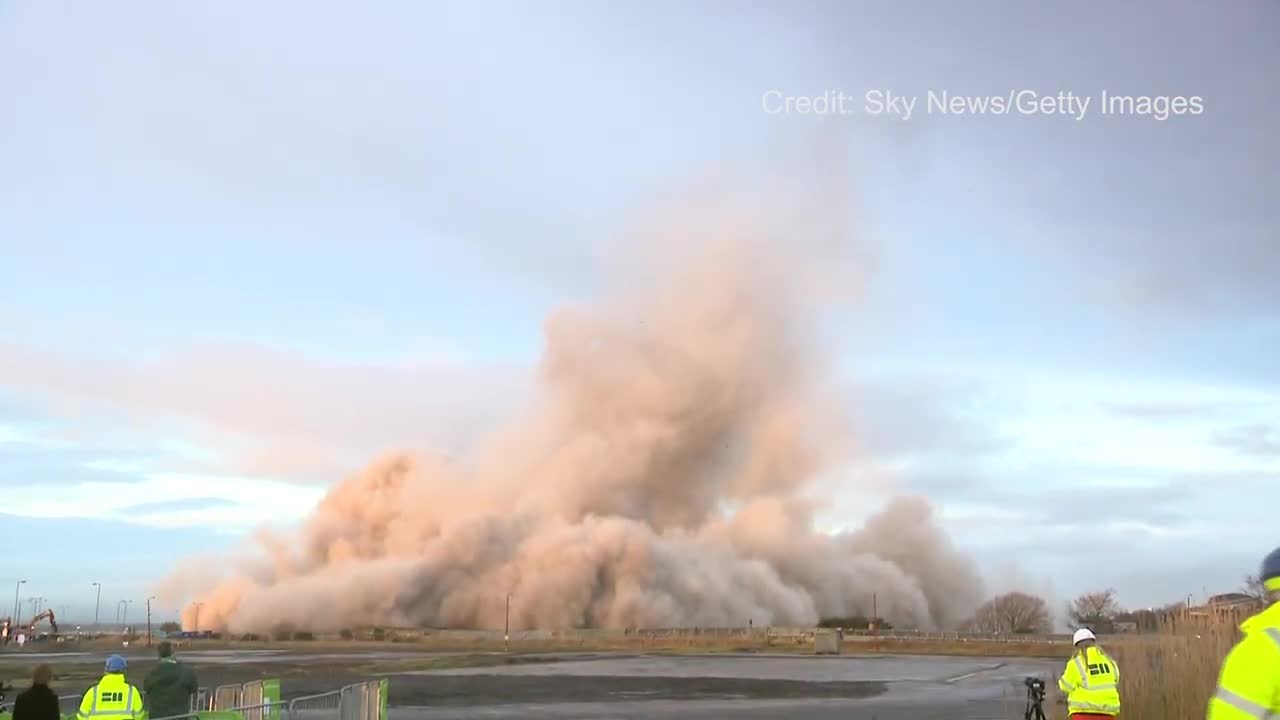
top-left (32, 664), bottom-right (53, 686)
top-left (158, 641), bottom-right (174, 658)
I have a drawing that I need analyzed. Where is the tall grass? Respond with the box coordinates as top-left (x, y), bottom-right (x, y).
top-left (1050, 609), bottom-right (1247, 719)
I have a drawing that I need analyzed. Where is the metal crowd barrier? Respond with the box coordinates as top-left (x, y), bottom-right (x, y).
top-left (284, 689), bottom-right (341, 719)
top-left (240, 680), bottom-right (265, 720)
top-left (338, 681), bottom-right (383, 720)
top-left (211, 683), bottom-right (243, 711)
top-left (288, 681), bottom-right (385, 720)
top-left (194, 679), bottom-right (281, 715)
top-left (152, 700), bottom-right (288, 720)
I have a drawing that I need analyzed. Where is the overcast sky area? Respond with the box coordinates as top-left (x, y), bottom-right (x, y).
top-left (1, 0), bottom-right (1277, 627)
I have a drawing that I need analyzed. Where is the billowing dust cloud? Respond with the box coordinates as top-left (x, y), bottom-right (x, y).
top-left (161, 169), bottom-right (985, 633)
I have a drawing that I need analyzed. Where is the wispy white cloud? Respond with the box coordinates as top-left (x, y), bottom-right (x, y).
top-left (1098, 400), bottom-right (1239, 420)
top-left (938, 501), bottom-right (1039, 527)
top-left (0, 339), bottom-right (529, 484)
top-left (994, 375), bottom-right (1280, 475)
top-left (3, 472), bottom-right (324, 531)
top-left (1213, 424), bottom-right (1280, 460)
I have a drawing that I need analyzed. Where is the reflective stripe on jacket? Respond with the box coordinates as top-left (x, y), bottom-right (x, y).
top-left (1208, 601), bottom-right (1280, 720)
top-left (1058, 645), bottom-right (1121, 717)
top-left (77, 673), bottom-right (146, 720)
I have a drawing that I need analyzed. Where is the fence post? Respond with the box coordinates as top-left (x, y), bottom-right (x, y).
top-left (338, 684), bottom-right (351, 720)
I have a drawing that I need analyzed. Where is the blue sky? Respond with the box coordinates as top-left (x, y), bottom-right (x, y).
top-left (1, 0), bottom-right (1277, 625)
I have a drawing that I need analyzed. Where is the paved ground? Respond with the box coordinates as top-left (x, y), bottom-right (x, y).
top-left (1, 648), bottom-right (1064, 719)
top-left (390, 653), bottom-right (1062, 719)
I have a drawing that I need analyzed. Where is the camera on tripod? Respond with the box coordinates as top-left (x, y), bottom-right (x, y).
top-left (1023, 676), bottom-right (1047, 720)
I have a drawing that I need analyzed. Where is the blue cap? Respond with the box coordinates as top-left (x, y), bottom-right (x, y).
top-left (105, 655), bottom-right (127, 673)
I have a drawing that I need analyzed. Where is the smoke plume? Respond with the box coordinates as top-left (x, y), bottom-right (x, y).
top-left (161, 162), bottom-right (985, 633)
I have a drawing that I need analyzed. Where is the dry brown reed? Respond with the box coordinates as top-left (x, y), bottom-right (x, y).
top-left (1049, 608), bottom-right (1249, 720)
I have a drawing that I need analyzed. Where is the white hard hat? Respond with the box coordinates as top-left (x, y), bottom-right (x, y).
top-left (1073, 628), bottom-right (1097, 645)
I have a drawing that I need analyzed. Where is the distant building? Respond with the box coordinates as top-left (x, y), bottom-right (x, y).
top-left (1207, 593), bottom-right (1260, 609)
top-left (1184, 592), bottom-right (1263, 620)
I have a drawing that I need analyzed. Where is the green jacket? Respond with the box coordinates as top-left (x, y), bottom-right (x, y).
top-left (142, 659), bottom-right (198, 720)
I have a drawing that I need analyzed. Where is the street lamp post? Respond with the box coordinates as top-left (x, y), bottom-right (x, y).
top-left (504, 592), bottom-right (512, 653)
top-left (146, 597), bottom-right (155, 648)
top-left (11, 576), bottom-right (24, 622)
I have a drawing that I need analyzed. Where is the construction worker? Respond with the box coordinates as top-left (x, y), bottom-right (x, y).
top-left (1058, 627), bottom-right (1121, 718)
top-left (77, 655), bottom-right (145, 720)
top-left (1207, 546), bottom-right (1280, 719)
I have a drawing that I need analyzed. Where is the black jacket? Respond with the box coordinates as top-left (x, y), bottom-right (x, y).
top-left (13, 683), bottom-right (61, 720)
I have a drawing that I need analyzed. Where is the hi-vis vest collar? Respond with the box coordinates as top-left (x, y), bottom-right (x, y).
top-left (1240, 600), bottom-right (1280, 635)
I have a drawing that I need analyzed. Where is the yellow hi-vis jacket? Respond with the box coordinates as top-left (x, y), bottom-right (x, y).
top-left (1208, 600), bottom-right (1280, 719)
top-left (77, 673), bottom-right (147, 720)
top-left (1058, 645), bottom-right (1121, 716)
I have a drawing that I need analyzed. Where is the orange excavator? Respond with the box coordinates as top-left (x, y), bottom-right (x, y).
top-left (29, 609), bottom-right (58, 634)
top-left (1, 611), bottom-right (57, 644)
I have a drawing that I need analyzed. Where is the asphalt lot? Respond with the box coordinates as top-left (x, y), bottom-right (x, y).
top-left (0, 648), bottom-right (1064, 719)
top-left (394, 653), bottom-right (1062, 719)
